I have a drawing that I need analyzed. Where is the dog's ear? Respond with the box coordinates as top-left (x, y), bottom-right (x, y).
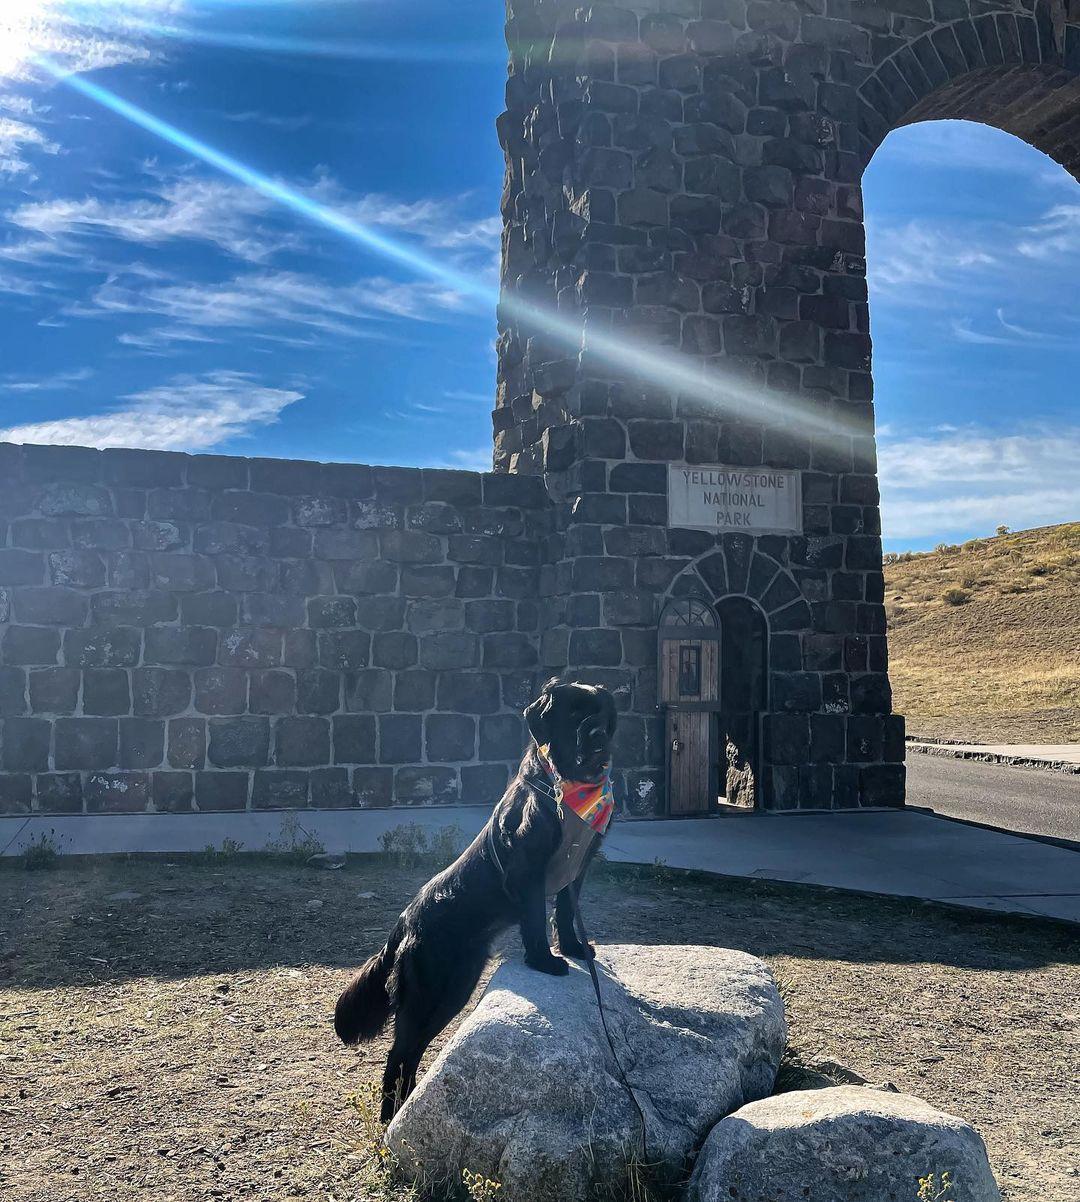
top-left (524, 689), bottom-right (554, 745)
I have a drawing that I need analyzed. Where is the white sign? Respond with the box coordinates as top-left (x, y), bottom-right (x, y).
top-left (668, 465), bottom-right (802, 534)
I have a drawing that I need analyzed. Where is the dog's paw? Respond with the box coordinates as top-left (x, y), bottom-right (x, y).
top-left (558, 939), bottom-right (595, 961)
top-left (526, 952), bottom-right (570, 976)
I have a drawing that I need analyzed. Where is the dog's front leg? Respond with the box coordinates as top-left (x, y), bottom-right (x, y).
top-left (519, 881), bottom-right (569, 976)
top-left (555, 880), bottom-right (595, 961)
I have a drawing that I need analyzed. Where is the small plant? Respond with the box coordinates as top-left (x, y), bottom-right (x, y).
top-left (995, 524), bottom-right (1010, 537)
top-left (265, 813), bottom-right (326, 862)
top-left (21, 830), bottom-right (60, 871)
top-left (462, 1168), bottom-right (503, 1202)
top-left (941, 587), bottom-right (969, 606)
top-left (200, 837), bottom-right (245, 863)
top-left (379, 823), bottom-right (463, 870)
top-left (917, 1171), bottom-right (955, 1202)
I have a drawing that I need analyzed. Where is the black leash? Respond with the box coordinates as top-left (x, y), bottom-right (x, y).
top-left (485, 769), bottom-right (648, 1160)
top-left (569, 888), bottom-right (649, 1162)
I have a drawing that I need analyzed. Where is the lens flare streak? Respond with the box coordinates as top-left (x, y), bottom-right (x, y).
top-left (37, 56), bottom-right (851, 441)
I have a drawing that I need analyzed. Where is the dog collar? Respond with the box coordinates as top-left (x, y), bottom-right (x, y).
top-left (536, 743), bottom-right (615, 836)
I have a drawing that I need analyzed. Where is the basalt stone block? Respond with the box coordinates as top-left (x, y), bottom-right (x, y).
top-left (208, 717), bottom-right (270, 768)
top-left (333, 714), bottom-right (376, 764)
top-left (479, 714), bottom-right (526, 761)
top-left (0, 771), bottom-right (32, 812)
top-left (119, 718), bottom-right (165, 769)
top-left (379, 714), bottom-right (422, 764)
top-left (55, 718), bottom-right (118, 771)
top-left (36, 483), bottom-right (112, 519)
top-left (860, 762), bottom-right (905, 807)
top-left (15, 585), bottom-right (89, 626)
top-left (768, 714), bottom-right (810, 766)
top-left (148, 552), bottom-right (216, 593)
top-left (352, 766), bottom-right (393, 807)
top-left (168, 718), bottom-right (206, 769)
top-left (181, 592), bottom-right (239, 627)
top-left (402, 565), bottom-right (457, 598)
top-left (91, 589), bottom-right (176, 626)
top-left (394, 766), bottom-right (459, 805)
top-left (146, 626), bottom-right (217, 667)
top-left (195, 771), bottom-right (248, 811)
top-left (771, 671), bottom-right (822, 713)
top-left (437, 671), bottom-right (501, 715)
top-left (36, 772), bottom-right (83, 813)
top-left (63, 627), bottom-right (141, 671)
top-left (308, 596), bottom-right (358, 629)
top-left (425, 714), bottom-right (477, 762)
top-left (419, 632), bottom-right (480, 670)
top-left (153, 771), bottom-right (194, 813)
top-left (85, 771), bottom-right (150, 813)
top-left (457, 566), bottom-right (495, 598)
top-left (83, 669), bottom-right (131, 717)
top-left (482, 632), bottom-right (538, 669)
top-left (850, 672), bottom-right (892, 715)
top-left (3, 626), bottom-right (60, 666)
top-left (250, 670), bottom-right (297, 715)
top-left (380, 529), bottom-right (444, 565)
top-left (346, 669), bottom-right (393, 713)
top-left (354, 595), bottom-right (407, 632)
top-left (29, 667), bottom-right (79, 713)
top-left (395, 670), bottom-right (437, 713)
top-left (1, 717), bottom-right (51, 771)
top-left (569, 629), bottom-right (623, 666)
top-left (252, 770), bottom-right (310, 809)
top-left (372, 632), bottom-right (419, 671)
top-left (319, 630), bottom-right (371, 671)
top-left (310, 767), bottom-right (352, 807)
top-left (461, 762), bottom-right (509, 802)
top-left (133, 668), bottom-right (191, 717)
top-left (466, 600), bottom-right (516, 634)
top-left (284, 629), bottom-right (317, 669)
top-left (194, 667), bottom-right (248, 716)
top-left (296, 669), bottom-right (342, 714)
top-left (407, 599), bottom-right (465, 635)
top-left (272, 715), bottom-right (331, 767)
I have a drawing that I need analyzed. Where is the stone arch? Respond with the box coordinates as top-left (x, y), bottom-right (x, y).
top-left (663, 537), bottom-right (808, 635)
top-left (855, 1), bottom-right (1080, 177)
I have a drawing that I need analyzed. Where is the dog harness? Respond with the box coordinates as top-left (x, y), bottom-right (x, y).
top-left (486, 743), bottom-right (615, 899)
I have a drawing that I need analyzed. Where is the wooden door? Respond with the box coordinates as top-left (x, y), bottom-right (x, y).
top-left (667, 709), bottom-right (712, 815)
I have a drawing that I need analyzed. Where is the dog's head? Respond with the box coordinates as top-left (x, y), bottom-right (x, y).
top-left (523, 678), bottom-right (617, 783)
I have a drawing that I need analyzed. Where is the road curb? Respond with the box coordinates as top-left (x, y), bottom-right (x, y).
top-left (906, 740), bottom-right (1080, 775)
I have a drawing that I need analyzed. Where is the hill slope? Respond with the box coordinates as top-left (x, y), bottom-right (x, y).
top-left (884, 523), bottom-right (1080, 742)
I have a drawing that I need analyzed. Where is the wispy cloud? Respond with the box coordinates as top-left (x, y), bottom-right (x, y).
top-left (0, 369), bottom-right (302, 451)
top-left (878, 425), bottom-right (1080, 539)
top-left (70, 268), bottom-right (468, 351)
top-left (1017, 205), bottom-right (1080, 261)
top-left (8, 175), bottom-right (298, 263)
top-left (0, 113), bottom-right (59, 176)
top-left (1, 366), bottom-right (92, 393)
top-left (867, 219), bottom-right (997, 299)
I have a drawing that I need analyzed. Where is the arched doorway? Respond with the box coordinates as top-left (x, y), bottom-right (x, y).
top-left (658, 597), bottom-right (769, 814)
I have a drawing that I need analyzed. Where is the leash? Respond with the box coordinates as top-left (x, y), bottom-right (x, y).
top-left (486, 759), bottom-right (647, 1159)
top-left (569, 889), bottom-right (649, 1162)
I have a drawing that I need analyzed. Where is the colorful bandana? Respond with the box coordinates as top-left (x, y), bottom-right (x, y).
top-left (537, 744), bottom-right (615, 835)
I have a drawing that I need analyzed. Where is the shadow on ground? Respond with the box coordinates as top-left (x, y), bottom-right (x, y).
top-left (1, 854), bottom-right (1075, 992)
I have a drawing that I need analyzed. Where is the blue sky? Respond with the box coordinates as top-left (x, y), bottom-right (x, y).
top-left (0, 2), bottom-right (1077, 551)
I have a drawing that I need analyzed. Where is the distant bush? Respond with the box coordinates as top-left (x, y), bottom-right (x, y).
top-left (996, 525), bottom-right (1010, 537)
top-left (942, 587), bottom-right (970, 606)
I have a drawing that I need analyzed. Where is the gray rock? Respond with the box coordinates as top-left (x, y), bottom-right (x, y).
top-left (387, 944), bottom-right (786, 1202)
top-left (687, 1086), bottom-right (1001, 1202)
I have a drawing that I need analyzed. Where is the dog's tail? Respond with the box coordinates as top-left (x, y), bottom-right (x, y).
top-left (334, 918), bottom-right (406, 1044)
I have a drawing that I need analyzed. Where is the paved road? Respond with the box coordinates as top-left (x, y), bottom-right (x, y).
top-left (907, 753), bottom-right (1080, 844)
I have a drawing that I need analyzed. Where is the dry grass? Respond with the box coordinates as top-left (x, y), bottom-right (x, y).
top-left (884, 523), bottom-right (1080, 741)
top-left (1, 855), bottom-right (1076, 1201)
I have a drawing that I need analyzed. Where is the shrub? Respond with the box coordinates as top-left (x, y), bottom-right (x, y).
top-left (995, 524), bottom-right (1010, 537)
top-left (942, 587), bottom-right (970, 606)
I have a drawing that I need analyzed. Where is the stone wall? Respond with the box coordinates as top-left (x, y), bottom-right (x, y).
top-left (0, 442), bottom-right (550, 816)
top-left (492, 0), bottom-right (1079, 810)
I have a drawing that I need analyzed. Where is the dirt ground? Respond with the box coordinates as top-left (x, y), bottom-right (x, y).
top-left (1, 854), bottom-right (1077, 1202)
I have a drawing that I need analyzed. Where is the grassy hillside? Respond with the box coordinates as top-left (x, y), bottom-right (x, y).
top-left (884, 523), bottom-right (1080, 742)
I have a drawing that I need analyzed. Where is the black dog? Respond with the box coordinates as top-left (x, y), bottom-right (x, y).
top-left (334, 678), bottom-right (617, 1121)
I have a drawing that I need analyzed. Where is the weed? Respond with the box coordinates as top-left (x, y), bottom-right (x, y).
top-left (941, 587), bottom-right (969, 606)
top-left (21, 830), bottom-right (61, 871)
top-left (199, 837), bottom-right (245, 863)
top-left (462, 1168), bottom-right (502, 1201)
top-left (379, 823), bottom-right (463, 870)
top-left (917, 1171), bottom-right (955, 1202)
top-left (264, 813), bottom-right (326, 862)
